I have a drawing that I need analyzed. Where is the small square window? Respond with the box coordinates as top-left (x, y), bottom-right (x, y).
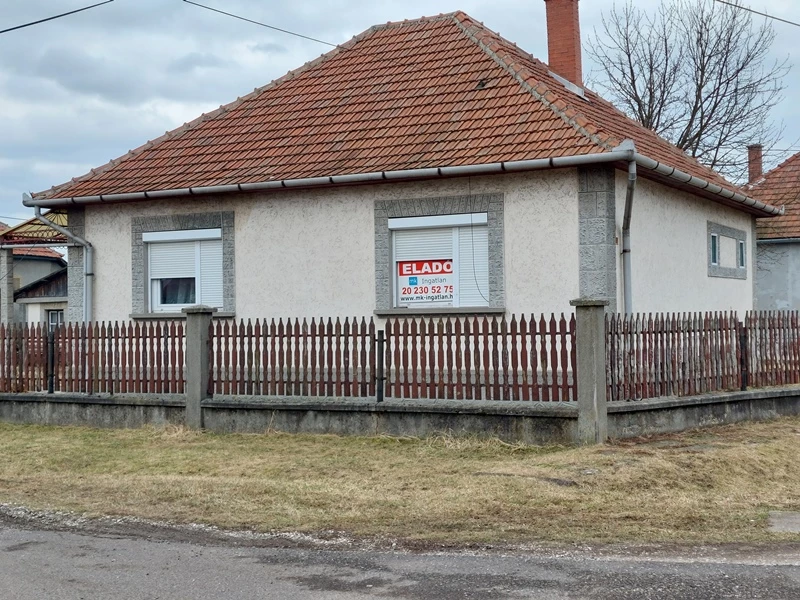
top-left (710, 234), bottom-right (719, 266)
top-left (738, 240), bottom-right (746, 268)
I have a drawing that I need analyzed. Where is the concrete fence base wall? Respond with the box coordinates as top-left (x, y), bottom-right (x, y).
top-left (608, 388), bottom-right (800, 439)
top-left (1, 387), bottom-right (799, 444)
top-left (0, 394), bottom-right (185, 429)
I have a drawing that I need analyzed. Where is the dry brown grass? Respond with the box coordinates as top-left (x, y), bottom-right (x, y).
top-left (1, 418), bottom-right (799, 544)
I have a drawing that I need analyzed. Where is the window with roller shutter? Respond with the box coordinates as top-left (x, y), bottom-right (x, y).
top-left (144, 228), bottom-right (224, 312)
top-left (390, 214), bottom-right (489, 309)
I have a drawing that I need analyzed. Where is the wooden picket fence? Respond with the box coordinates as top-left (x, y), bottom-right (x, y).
top-left (54, 322), bottom-right (186, 394)
top-left (744, 311), bottom-right (800, 388)
top-left (208, 317), bottom-right (376, 397)
top-left (0, 322), bottom-right (186, 394)
top-left (384, 314), bottom-right (576, 401)
top-left (606, 312), bottom-right (741, 402)
top-left (0, 323), bottom-right (48, 393)
top-left (606, 310), bottom-right (800, 401)
top-left (2, 310), bottom-right (800, 402)
top-left (207, 314), bottom-right (576, 401)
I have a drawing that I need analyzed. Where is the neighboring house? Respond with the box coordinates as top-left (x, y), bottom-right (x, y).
top-left (14, 267), bottom-right (67, 328)
top-left (21, 0), bottom-right (781, 324)
top-left (749, 147), bottom-right (800, 309)
top-left (0, 221), bottom-right (66, 323)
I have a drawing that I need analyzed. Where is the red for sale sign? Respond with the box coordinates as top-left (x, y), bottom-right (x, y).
top-left (397, 259), bottom-right (455, 304)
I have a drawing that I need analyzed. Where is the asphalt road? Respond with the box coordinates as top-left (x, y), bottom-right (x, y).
top-left (1, 522), bottom-right (799, 599)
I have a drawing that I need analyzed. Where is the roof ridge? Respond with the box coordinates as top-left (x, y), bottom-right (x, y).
top-left (449, 12), bottom-right (615, 152)
top-left (36, 21), bottom-right (381, 199)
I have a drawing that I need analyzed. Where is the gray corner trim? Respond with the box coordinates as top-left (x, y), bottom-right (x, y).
top-left (131, 212), bottom-right (235, 313)
top-left (0, 249), bottom-right (14, 324)
top-left (578, 167), bottom-right (617, 312)
top-left (374, 194), bottom-right (504, 311)
top-left (66, 207), bottom-right (86, 323)
top-left (707, 221), bottom-right (747, 280)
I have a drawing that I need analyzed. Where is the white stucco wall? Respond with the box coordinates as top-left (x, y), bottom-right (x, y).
top-left (614, 173), bottom-right (756, 313)
top-left (83, 170), bottom-right (579, 323)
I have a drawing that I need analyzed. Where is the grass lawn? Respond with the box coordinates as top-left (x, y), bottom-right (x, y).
top-left (1, 417), bottom-right (799, 544)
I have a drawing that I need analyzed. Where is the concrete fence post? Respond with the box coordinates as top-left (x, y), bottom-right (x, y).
top-left (182, 305), bottom-right (217, 429)
top-left (570, 298), bottom-right (609, 445)
top-left (0, 249), bottom-right (14, 324)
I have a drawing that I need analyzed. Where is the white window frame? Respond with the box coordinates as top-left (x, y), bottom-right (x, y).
top-left (390, 213), bottom-right (489, 309)
top-left (146, 229), bottom-right (222, 313)
top-left (710, 233), bottom-right (719, 266)
top-left (47, 309), bottom-right (64, 331)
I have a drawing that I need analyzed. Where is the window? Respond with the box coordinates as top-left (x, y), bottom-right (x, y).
top-left (710, 233), bottom-right (719, 266)
top-left (707, 221), bottom-right (747, 280)
top-left (144, 228), bottom-right (223, 312)
top-left (390, 213), bottom-right (488, 308)
top-left (47, 310), bottom-right (64, 331)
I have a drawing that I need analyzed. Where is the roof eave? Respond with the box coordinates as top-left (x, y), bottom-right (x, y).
top-left (26, 150), bottom-right (783, 218)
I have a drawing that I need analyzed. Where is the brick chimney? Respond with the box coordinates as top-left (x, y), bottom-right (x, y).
top-left (747, 144), bottom-right (763, 184)
top-left (545, 0), bottom-right (583, 86)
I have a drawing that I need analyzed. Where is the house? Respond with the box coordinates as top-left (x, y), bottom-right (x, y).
top-left (748, 146), bottom-right (800, 309)
top-left (0, 221), bottom-right (66, 323)
top-left (14, 267), bottom-right (68, 328)
top-left (19, 0), bottom-right (781, 324)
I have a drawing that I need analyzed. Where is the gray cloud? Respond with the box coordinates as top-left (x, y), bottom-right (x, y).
top-left (0, 0), bottom-right (796, 219)
top-left (250, 42), bottom-right (288, 55)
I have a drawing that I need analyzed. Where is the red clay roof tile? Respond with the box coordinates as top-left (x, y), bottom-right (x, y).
top-left (35, 11), bottom-right (743, 203)
top-left (751, 152), bottom-right (800, 239)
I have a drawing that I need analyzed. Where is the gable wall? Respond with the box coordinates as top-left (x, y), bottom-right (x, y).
top-left (756, 242), bottom-right (800, 310)
top-left (83, 170), bottom-right (580, 322)
top-left (614, 173), bottom-right (756, 314)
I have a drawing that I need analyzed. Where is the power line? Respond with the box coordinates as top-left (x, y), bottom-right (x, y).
top-left (0, 0), bottom-right (115, 35)
top-left (182, 0), bottom-right (340, 48)
top-left (714, 1), bottom-right (800, 27)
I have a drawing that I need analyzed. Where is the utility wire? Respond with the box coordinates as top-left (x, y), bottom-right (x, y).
top-left (714, 0), bottom-right (800, 27)
top-left (0, 0), bottom-right (115, 35)
top-left (182, 0), bottom-right (339, 48)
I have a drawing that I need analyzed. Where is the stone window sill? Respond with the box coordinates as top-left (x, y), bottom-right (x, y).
top-left (374, 307), bottom-right (506, 317)
top-left (129, 312), bottom-right (236, 320)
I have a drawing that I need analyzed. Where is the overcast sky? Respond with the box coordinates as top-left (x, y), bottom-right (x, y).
top-left (0, 0), bottom-right (797, 224)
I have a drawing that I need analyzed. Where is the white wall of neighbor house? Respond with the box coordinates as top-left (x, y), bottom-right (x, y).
top-left (614, 173), bottom-right (756, 314)
top-left (14, 258), bottom-right (64, 288)
top-left (756, 242), bottom-right (800, 310)
top-left (82, 169), bottom-right (580, 322)
top-left (23, 301), bottom-right (67, 325)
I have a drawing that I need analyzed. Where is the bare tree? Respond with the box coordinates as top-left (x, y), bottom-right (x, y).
top-left (586, 0), bottom-right (790, 181)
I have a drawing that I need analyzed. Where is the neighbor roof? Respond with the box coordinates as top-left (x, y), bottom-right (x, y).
top-left (34, 11), bottom-right (744, 206)
top-left (751, 153), bottom-right (800, 240)
top-left (0, 220), bottom-right (65, 260)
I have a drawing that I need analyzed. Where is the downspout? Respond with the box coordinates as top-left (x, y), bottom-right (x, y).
top-left (31, 204), bottom-right (93, 322)
top-left (618, 141), bottom-right (637, 315)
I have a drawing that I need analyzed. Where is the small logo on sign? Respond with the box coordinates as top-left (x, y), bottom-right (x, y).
top-left (409, 277), bottom-right (418, 286)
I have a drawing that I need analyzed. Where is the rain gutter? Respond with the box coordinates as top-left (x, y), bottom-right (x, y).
top-left (22, 147), bottom-right (783, 217)
top-left (27, 203), bottom-right (93, 322)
